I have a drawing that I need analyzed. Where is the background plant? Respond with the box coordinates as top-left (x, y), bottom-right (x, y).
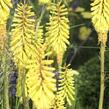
top-left (76, 51), bottom-right (109, 109)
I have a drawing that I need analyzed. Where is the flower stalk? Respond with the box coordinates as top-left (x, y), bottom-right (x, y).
top-left (98, 33), bottom-right (107, 109)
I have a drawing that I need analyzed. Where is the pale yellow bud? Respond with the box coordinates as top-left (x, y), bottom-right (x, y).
top-left (39, 0), bottom-right (51, 4)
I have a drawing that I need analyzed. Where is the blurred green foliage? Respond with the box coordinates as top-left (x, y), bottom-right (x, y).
top-left (76, 51), bottom-right (109, 109)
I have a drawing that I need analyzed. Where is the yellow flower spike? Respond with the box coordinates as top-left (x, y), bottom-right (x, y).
top-left (55, 67), bottom-right (76, 107)
top-left (46, 2), bottom-right (70, 65)
top-left (91, 1), bottom-right (109, 109)
top-left (91, 0), bottom-right (109, 44)
top-left (26, 44), bottom-right (56, 109)
top-left (0, 0), bottom-right (12, 24)
top-left (53, 94), bottom-right (66, 109)
top-left (0, 0), bottom-right (12, 53)
top-left (10, 3), bottom-right (36, 69)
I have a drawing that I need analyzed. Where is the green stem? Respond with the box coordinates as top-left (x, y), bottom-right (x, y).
top-left (3, 73), bottom-right (10, 109)
top-left (15, 98), bottom-right (20, 109)
top-left (2, 51), bottom-right (10, 109)
top-left (32, 104), bottom-right (36, 109)
top-left (35, 6), bottom-right (45, 37)
top-left (98, 42), bottom-right (105, 109)
top-left (21, 71), bottom-right (29, 109)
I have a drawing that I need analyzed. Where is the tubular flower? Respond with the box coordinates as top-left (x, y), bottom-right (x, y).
top-left (10, 3), bottom-right (36, 69)
top-left (53, 94), bottom-right (65, 109)
top-left (26, 45), bottom-right (56, 109)
top-left (56, 68), bottom-right (76, 107)
top-left (46, 2), bottom-right (70, 65)
top-left (91, 0), bottom-right (109, 44)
